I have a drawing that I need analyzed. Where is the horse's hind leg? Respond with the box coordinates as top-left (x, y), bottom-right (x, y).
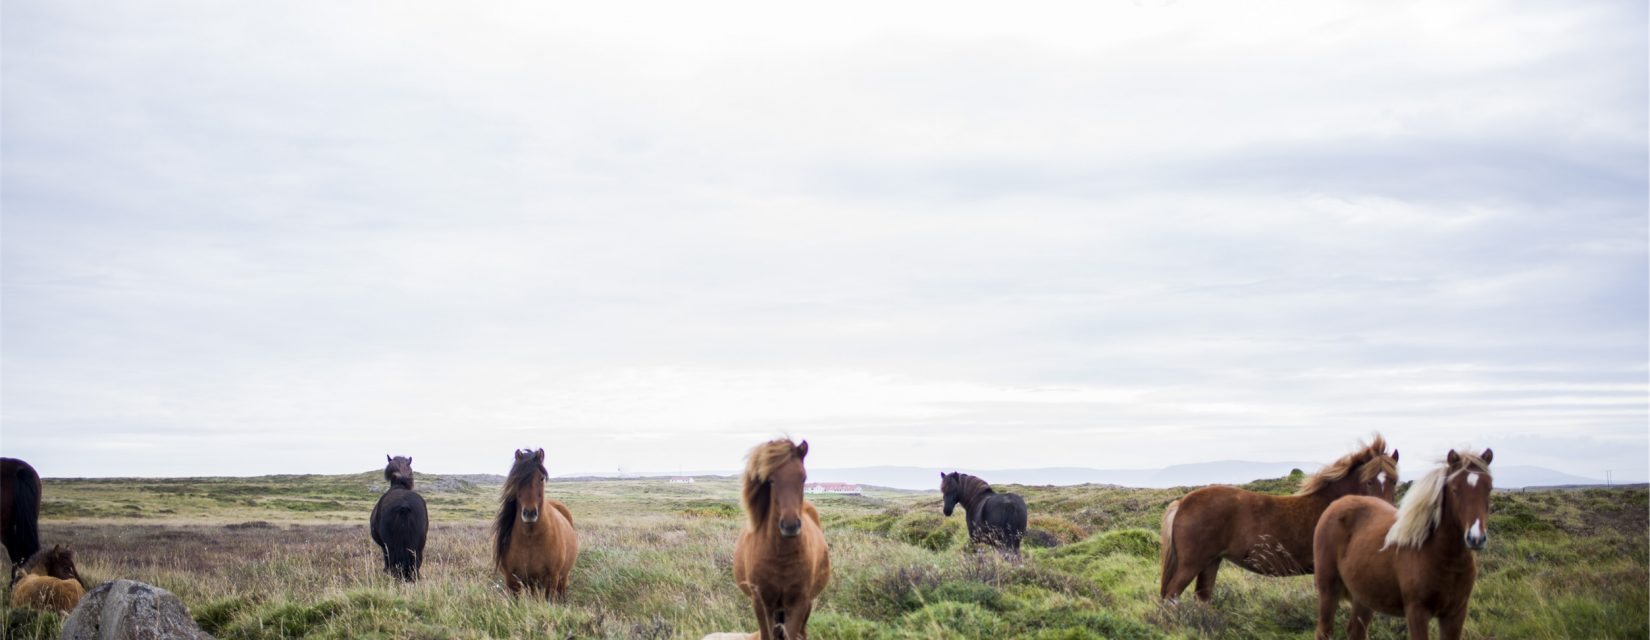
top-left (1193, 560), bottom-right (1221, 602)
top-left (1161, 557), bottom-right (1203, 602)
top-left (1313, 572), bottom-right (1342, 640)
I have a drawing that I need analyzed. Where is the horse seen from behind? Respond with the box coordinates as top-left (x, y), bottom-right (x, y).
top-left (1313, 449), bottom-right (1494, 640)
top-left (9, 544), bottom-right (84, 613)
top-left (939, 472), bottom-right (1028, 553)
top-left (733, 438), bottom-right (831, 640)
top-left (1160, 435), bottom-right (1399, 602)
top-left (370, 455), bottom-right (429, 581)
top-left (492, 448), bottom-right (578, 600)
top-left (1, 457), bottom-right (42, 570)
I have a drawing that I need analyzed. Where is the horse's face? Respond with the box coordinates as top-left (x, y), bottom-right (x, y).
top-left (770, 441), bottom-right (809, 538)
top-left (1446, 448), bottom-right (1494, 550)
top-left (514, 448), bottom-right (548, 524)
top-left (1358, 449), bottom-right (1398, 502)
top-left (940, 472), bottom-right (961, 516)
top-left (385, 455), bottom-right (414, 488)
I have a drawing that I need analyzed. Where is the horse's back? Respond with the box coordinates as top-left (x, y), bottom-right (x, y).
top-left (10, 574), bottom-right (83, 612)
top-left (1314, 496), bottom-right (1394, 573)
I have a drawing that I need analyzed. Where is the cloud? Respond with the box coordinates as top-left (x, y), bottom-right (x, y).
top-left (3, 0), bottom-right (1644, 481)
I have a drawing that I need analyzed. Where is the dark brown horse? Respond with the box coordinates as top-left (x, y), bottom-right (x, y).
top-left (492, 448), bottom-right (577, 600)
top-left (1, 457), bottom-right (42, 570)
top-left (370, 455), bottom-right (428, 581)
top-left (939, 472), bottom-right (1028, 553)
top-left (1160, 435), bottom-right (1398, 602)
top-left (1314, 449), bottom-right (1493, 640)
top-left (733, 439), bottom-right (831, 640)
top-left (9, 544), bottom-right (84, 613)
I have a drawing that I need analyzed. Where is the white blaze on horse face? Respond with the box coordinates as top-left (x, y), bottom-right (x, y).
top-left (1468, 519), bottom-right (1482, 538)
top-left (1467, 472), bottom-right (1480, 487)
top-left (1377, 472), bottom-right (1387, 488)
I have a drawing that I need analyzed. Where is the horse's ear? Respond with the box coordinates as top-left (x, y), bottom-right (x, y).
top-left (1481, 449), bottom-right (1493, 465)
top-left (1391, 449), bottom-right (1398, 463)
top-left (407, 456), bottom-right (412, 466)
top-left (797, 441), bottom-right (808, 459)
top-left (534, 448), bottom-right (545, 463)
top-left (387, 454), bottom-right (392, 463)
top-left (1446, 449), bottom-right (1462, 469)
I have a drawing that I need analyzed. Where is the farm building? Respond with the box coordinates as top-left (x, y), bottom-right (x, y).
top-left (805, 482), bottom-right (861, 495)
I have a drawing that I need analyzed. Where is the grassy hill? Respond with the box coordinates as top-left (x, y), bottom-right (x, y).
top-left (3, 472), bottom-right (1644, 639)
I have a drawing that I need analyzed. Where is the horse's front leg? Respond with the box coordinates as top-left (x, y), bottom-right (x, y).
top-left (783, 598), bottom-right (813, 639)
top-left (1437, 604), bottom-right (1467, 640)
top-left (504, 573), bottom-right (523, 597)
top-left (1404, 603), bottom-right (1434, 640)
top-left (750, 596), bottom-right (773, 640)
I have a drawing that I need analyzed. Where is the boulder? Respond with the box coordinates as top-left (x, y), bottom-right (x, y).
top-left (60, 579), bottom-right (212, 640)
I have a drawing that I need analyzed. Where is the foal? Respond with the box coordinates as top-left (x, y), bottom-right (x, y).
top-left (10, 545), bottom-right (84, 613)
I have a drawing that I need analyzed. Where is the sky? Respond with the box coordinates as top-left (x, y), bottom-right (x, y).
top-left (3, 1), bottom-right (1645, 482)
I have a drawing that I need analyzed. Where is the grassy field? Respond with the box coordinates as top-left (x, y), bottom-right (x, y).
top-left (1, 471), bottom-right (1644, 639)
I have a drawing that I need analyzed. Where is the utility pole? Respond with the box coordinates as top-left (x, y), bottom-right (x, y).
top-left (1605, 469), bottom-right (1612, 487)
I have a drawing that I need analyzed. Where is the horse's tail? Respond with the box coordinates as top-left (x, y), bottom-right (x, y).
top-left (1159, 499), bottom-right (1180, 590)
top-left (7, 463), bottom-right (41, 566)
top-left (383, 495), bottom-right (428, 582)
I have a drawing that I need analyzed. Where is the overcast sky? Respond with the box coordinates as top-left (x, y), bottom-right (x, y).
top-left (4, 1), bottom-right (1645, 482)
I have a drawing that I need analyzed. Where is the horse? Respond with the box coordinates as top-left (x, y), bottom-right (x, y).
top-left (370, 455), bottom-right (429, 581)
top-left (939, 472), bottom-right (1028, 553)
top-left (733, 439), bottom-right (831, 640)
top-left (9, 544), bottom-right (85, 613)
top-left (1160, 435), bottom-right (1398, 602)
top-left (1, 457), bottom-right (42, 570)
top-left (492, 448), bottom-right (577, 600)
top-left (1313, 449), bottom-right (1493, 640)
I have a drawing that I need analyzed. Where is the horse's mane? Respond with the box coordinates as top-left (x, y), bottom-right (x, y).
top-left (491, 452), bottom-right (547, 572)
top-left (1384, 450), bottom-right (1492, 550)
top-left (741, 439), bottom-right (802, 530)
top-left (948, 473), bottom-right (995, 505)
top-left (1296, 434), bottom-right (1395, 497)
top-left (385, 456), bottom-right (414, 490)
top-left (18, 545), bottom-right (77, 581)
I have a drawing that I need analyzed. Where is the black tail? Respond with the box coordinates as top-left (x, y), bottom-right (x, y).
top-left (377, 492), bottom-right (428, 582)
top-left (7, 465), bottom-right (41, 567)
top-left (1005, 495), bottom-right (1029, 552)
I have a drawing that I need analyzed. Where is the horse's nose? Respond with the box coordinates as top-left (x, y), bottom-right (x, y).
top-left (522, 508), bottom-right (540, 523)
top-left (1465, 519), bottom-right (1487, 550)
top-left (779, 517), bottom-right (802, 538)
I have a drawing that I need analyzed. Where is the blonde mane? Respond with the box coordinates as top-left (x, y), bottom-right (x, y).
top-left (1296, 434), bottom-right (1396, 497)
top-left (741, 439), bottom-right (802, 529)
top-left (1383, 450), bottom-right (1492, 549)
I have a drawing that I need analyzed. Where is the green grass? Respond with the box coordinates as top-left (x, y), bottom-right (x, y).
top-left (2, 473), bottom-right (1643, 639)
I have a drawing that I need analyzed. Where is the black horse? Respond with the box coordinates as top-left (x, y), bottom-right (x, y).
top-left (940, 472), bottom-right (1028, 553)
top-left (369, 455), bottom-right (429, 581)
top-left (2, 458), bottom-right (42, 571)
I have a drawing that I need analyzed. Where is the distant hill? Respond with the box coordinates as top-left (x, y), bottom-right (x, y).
top-left (564, 462), bottom-right (1607, 491)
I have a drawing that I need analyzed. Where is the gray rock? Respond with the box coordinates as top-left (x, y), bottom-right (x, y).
top-left (61, 579), bottom-right (213, 640)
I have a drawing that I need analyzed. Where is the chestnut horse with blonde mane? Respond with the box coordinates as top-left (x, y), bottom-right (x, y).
top-left (733, 439), bottom-right (831, 640)
top-left (1314, 449), bottom-right (1493, 640)
top-left (492, 448), bottom-right (578, 600)
top-left (1160, 435), bottom-right (1399, 602)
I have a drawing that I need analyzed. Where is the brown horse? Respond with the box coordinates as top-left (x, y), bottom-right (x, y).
top-left (1160, 435), bottom-right (1398, 602)
top-left (732, 439), bottom-right (831, 640)
top-left (1314, 449), bottom-right (1493, 640)
top-left (1, 457), bottom-right (42, 569)
top-left (491, 448), bottom-right (578, 600)
top-left (10, 544), bottom-right (85, 613)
